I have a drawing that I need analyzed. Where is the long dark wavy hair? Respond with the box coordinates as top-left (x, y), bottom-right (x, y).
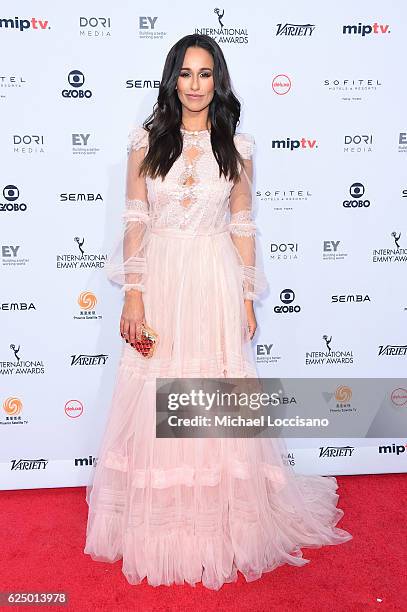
top-left (139, 34), bottom-right (244, 183)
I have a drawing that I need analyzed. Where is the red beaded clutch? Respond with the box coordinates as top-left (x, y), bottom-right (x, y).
top-left (133, 323), bottom-right (159, 359)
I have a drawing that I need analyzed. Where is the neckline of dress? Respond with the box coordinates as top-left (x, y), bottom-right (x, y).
top-left (180, 127), bottom-right (210, 135)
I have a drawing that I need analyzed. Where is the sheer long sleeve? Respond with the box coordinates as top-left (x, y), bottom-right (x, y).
top-left (228, 133), bottom-right (268, 301)
top-left (105, 126), bottom-right (151, 293)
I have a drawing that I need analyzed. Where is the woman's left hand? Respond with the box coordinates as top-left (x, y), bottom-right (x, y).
top-left (244, 299), bottom-right (257, 340)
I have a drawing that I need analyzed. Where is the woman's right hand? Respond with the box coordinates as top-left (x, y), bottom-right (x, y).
top-left (120, 291), bottom-right (145, 345)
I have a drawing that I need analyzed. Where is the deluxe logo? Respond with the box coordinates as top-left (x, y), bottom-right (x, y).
top-left (274, 289), bottom-right (301, 314)
top-left (378, 345), bottom-right (407, 356)
top-left (271, 137), bottom-right (317, 151)
top-left (378, 443), bottom-right (407, 455)
top-left (331, 294), bottom-right (370, 303)
top-left (276, 23), bottom-right (315, 36)
top-left (59, 193), bottom-right (103, 203)
top-left (272, 74), bottom-right (291, 95)
top-left (70, 353), bottom-right (108, 366)
top-left (270, 242), bottom-right (299, 260)
top-left (343, 182), bottom-right (370, 208)
top-left (0, 17), bottom-right (50, 31)
top-left (319, 446), bottom-right (355, 458)
top-left (62, 70), bottom-right (92, 99)
top-left (65, 400), bottom-right (84, 418)
top-left (391, 388), bottom-right (407, 406)
top-left (343, 22), bottom-right (390, 36)
top-left (0, 185), bottom-right (28, 212)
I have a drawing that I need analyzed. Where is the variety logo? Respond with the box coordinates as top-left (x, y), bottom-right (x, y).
top-left (372, 232), bottom-right (407, 263)
top-left (64, 400), bottom-right (84, 419)
top-left (276, 23), bottom-right (315, 36)
top-left (11, 459), bottom-right (48, 470)
top-left (390, 388), bottom-right (407, 406)
top-left (62, 70), bottom-right (92, 99)
top-left (56, 237), bottom-right (107, 269)
top-left (343, 182), bottom-right (370, 208)
top-left (344, 134), bottom-right (373, 153)
top-left (272, 74), bottom-right (291, 95)
top-left (70, 353), bottom-right (108, 366)
top-left (305, 336), bottom-right (354, 365)
top-left (0, 16), bottom-right (50, 31)
top-left (274, 289), bottom-right (301, 314)
top-left (0, 185), bottom-right (28, 212)
top-left (343, 22), bottom-right (390, 36)
top-left (319, 445), bottom-right (355, 458)
top-left (59, 192), bottom-right (103, 204)
top-left (79, 16), bottom-right (111, 38)
top-left (195, 8), bottom-right (249, 44)
top-left (271, 137), bottom-right (318, 151)
top-left (270, 242), bottom-right (299, 260)
top-left (12, 135), bottom-right (45, 155)
top-left (1, 245), bottom-right (29, 267)
top-left (138, 16), bottom-right (167, 40)
top-left (331, 294), bottom-right (371, 304)
top-left (378, 344), bottom-right (407, 357)
top-left (74, 291), bottom-right (102, 320)
top-left (0, 344), bottom-right (45, 375)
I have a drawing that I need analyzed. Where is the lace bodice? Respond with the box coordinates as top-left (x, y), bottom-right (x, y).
top-left (105, 124), bottom-right (268, 301)
top-left (127, 125), bottom-right (255, 233)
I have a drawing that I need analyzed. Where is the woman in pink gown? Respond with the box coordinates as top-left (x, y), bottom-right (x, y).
top-left (84, 34), bottom-right (352, 590)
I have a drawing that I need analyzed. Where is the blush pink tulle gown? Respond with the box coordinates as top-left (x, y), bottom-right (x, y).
top-left (84, 124), bottom-right (352, 590)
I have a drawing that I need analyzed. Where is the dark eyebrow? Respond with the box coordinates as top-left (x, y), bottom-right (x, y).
top-left (180, 67), bottom-right (213, 71)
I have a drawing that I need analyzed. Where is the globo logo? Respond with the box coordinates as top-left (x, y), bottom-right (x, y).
top-left (62, 70), bottom-right (92, 99)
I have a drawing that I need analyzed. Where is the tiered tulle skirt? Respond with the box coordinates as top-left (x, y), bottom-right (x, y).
top-left (84, 228), bottom-right (352, 589)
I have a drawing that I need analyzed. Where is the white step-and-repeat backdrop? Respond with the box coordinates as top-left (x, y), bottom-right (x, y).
top-left (1, 1), bottom-right (406, 489)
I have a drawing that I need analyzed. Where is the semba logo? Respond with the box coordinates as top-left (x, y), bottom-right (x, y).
top-left (62, 70), bottom-right (92, 99)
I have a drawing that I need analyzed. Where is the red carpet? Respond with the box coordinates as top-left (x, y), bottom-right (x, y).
top-left (1, 474), bottom-right (405, 612)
